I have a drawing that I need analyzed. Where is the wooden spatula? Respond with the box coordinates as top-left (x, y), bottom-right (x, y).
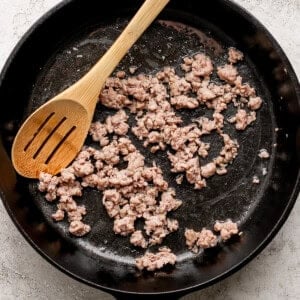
top-left (11, 0), bottom-right (169, 179)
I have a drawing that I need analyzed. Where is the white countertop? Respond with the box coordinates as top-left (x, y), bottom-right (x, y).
top-left (0, 0), bottom-right (299, 299)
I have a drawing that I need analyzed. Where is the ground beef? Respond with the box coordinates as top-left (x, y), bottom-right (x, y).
top-left (214, 220), bottom-right (239, 241)
top-left (89, 122), bottom-right (109, 146)
top-left (217, 64), bottom-right (238, 83)
top-left (51, 209), bottom-right (64, 221)
top-left (135, 247), bottom-right (176, 271)
top-left (38, 46), bottom-right (262, 271)
top-left (248, 96), bottom-right (262, 110)
top-left (184, 228), bottom-right (218, 253)
top-left (201, 162), bottom-right (216, 178)
top-left (185, 220), bottom-right (239, 253)
top-left (228, 47), bottom-right (244, 64)
top-left (130, 230), bottom-right (148, 248)
top-left (197, 229), bottom-right (218, 249)
top-left (69, 220), bottom-right (91, 237)
top-left (234, 109), bottom-right (256, 130)
top-left (105, 109), bottom-right (129, 135)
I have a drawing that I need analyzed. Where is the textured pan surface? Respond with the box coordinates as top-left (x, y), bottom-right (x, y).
top-left (28, 17), bottom-right (273, 262)
top-left (0, 0), bottom-right (299, 297)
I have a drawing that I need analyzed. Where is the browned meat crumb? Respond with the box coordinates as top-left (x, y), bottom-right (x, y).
top-left (39, 45), bottom-right (262, 258)
top-left (201, 162), bottom-right (216, 178)
top-left (228, 47), bottom-right (244, 64)
top-left (52, 209), bottom-right (65, 221)
top-left (171, 95), bottom-right (199, 109)
top-left (213, 134), bottom-right (239, 175)
top-left (191, 53), bottom-right (214, 77)
top-left (185, 220), bottom-right (239, 253)
top-left (214, 220), bottom-right (239, 241)
top-left (234, 109), bottom-right (256, 130)
top-left (181, 56), bottom-right (193, 72)
top-left (130, 230), bottom-right (148, 248)
top-left (248, 96), bottom-right (262, 110)
top-left (113, 216), bottom-right (136, 236)
top-left (196, 229), bottom-right (218, 249)
top-left (233, 76), bottom-right (256, 97)
top-left (105, 109), bottom-right (129, 136)
top-left (69, 220), bottom-right (91, 237)
top-left (184, 228), bottom-right (217, 253)
top-left (135, 247), bottom-right (176, 271)
top-left (38, 173), bottom-right (60, 202)
top-left (258, 148), bottom-right (270, 159)
top-left (217, 64), bottom-right (238, 83)
top-left (185, 229), bottom-right (199, 250)
top-left (89, 122), bottom-right (109, 146)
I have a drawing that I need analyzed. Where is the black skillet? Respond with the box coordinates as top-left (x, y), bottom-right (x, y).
top-left (0, 0), bottom-right (299, 298)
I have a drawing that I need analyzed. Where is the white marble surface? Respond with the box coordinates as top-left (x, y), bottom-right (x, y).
top-left (0, 0), bottom-right (299, 299)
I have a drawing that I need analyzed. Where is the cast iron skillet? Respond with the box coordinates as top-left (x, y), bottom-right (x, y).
top-left (0, 0), bottom-right (299, 298)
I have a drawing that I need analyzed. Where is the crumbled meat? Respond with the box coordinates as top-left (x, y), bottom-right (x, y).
top-left (171, 95), bottom-right (199, 109)
top-left (135, 247), bottom-right (176, 271)
top-left (99, 79), bottom-right (131, 109)
top-left (233, 76), bottom-right (256, 97)
top-left (228, 47), bottom-right (244, 64)
top-left (196, 229), bottom-right (218, 249)
top-left (106, 109), bottom-right (129, 136)
top-left (258, 148), bottom-right (270, 159)
top-left (185, 229), bottom-right (199, 250)
top-left (248, 96), bottom-right (262, 110)
top-left (234, 109), bottom-right (256, 130)
top-left (38, 172), bottom-right (60, 201)
top-left (191, 53), bottom-right (214, 77)
top-left (201, 162), bottom-right (216, 178)
top-left (197, 86), bottom-right (216, 103)
top-left (130, 230), bottom-right (148, 248)
top-left (69, 220), bottom-right (91, 237)
top-left (158, 189), bottom-right (182, 213)
top-left (39, 45), bottom-right (263, 259)
top-left (214, 220), bottom-right (239, 241)
top-left (186, 219), bottom-right (239, 253)
top-left (113, 216), bottom-right (136, 236)
top-left (217, 64), bottom-right (238, 83)
top-left (67, 206), bottom-right (87, 222)
top-left (185, 228), bottom-right (217, 253)
top-left (89, 122), bottom-right (109, 146)
top-left (52, 209), bottom-right (65, 221)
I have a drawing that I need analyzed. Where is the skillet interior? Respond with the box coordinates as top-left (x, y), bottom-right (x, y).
top-left (0, 0), bottom-right (299, 297)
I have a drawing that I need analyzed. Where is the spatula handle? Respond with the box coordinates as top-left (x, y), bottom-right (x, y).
top-left (71, 0), bottom-right (169, 111)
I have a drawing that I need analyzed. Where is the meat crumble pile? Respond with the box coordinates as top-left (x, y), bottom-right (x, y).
top-left (38, 47), bottom-right (266, 271)
top-left (185, 219), bottom-right (239, 253)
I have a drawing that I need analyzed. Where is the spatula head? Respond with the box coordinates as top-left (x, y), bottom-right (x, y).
top-left (12, 99), bottom-right (90, 178)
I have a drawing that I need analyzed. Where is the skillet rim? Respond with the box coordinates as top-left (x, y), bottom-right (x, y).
top-left (0, 0), bottom-right (299, 296)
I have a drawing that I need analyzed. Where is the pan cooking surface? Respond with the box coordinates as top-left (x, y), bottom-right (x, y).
top-left (1, 0), bottom-right (299, 294)
top-left (26, 18), bottom-right (275, 265)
